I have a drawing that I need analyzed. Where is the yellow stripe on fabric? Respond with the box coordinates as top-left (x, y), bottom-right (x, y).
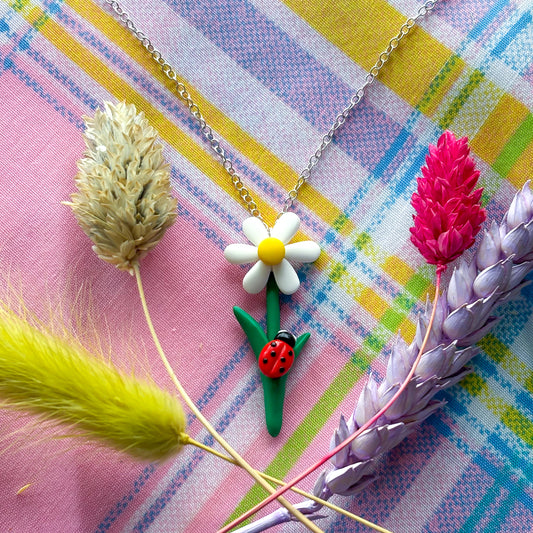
top-left (283, 0), bottom-right (453, 107)
top-left (507, 140), bottom-right (533, 189)
top-left (479, 334), bottom-right (533, 394)
top-left (470, 93), bottom-right (530, 165)
top-left (63, 0), bottom-right (355, 234)
top-left (461, 373), bottom-right (533, 448)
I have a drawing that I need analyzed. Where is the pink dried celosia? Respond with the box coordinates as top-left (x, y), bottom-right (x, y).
top-left (410, 130), bottom-right (487, 269)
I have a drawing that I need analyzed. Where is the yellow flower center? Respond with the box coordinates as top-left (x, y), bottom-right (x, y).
top-left (257, 237), bottom-right (285, 265)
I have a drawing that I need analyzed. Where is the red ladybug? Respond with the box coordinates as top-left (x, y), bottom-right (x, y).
top-left (258, 330), bottom-right (296, 379)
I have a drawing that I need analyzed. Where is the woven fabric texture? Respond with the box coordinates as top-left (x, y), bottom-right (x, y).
top-left (0, 0), bottom-right (532, 531)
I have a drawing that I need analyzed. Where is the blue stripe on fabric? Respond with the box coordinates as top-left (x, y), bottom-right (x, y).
top-left (1, 54), bottom-right (84, 128)
top-left (27, 48), bottom-right (100, 110)
top-left (474, 453), bottom-right (533, 510)
top-left (132, 375), bottom-right (260, 532)
top-left (483, 478), bottom-right (529, 533)
top-left (487, 433), bottom-right (533, 482)
top-left (468, 0), bottom-right (511, 41)
top-left (94, 466), bottom-right (156, 532)
top-left (161, 0), bottom-right (405, 173)
top-left (361, 144), bottom-right (428, 235)
top-left (393, 147), bottom-right (428, 197)
top-left (491, 11), bottom-right (532, 58)
top-left (162, 0), bottom-right (352, 131)
top-left (425, 415), bottom-right (533, 533)
top-left (343, 126), bottom-right (414, 218)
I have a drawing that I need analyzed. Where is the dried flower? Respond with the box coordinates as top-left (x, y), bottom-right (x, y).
top-left (410, 130), bottom-right (486, 268)
top-left (0, 302), bottom-right (186, 461)
top-left (65, 101), bottom-right (177, 273)
top-left (239, 182), bottom-right (533, 531)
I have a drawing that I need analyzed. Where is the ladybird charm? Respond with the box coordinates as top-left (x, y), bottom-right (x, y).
top-left (258, 330), bottom-right (296, 379)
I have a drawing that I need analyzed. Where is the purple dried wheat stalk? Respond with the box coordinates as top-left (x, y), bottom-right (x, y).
top-left (239, 181), bottom-right (533, 532)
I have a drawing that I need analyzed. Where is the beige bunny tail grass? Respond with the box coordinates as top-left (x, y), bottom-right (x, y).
top-left (0, 303), bottom-right (186, 461)
top-left (65, 101), bottom-right (177, 273)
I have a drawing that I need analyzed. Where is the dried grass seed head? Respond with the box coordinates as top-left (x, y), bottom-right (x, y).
top-left (0, 302), bottom-right (187, 461)
top-left (67, 101), bottom-right (177, 273)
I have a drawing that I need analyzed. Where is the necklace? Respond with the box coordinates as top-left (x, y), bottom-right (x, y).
top-left (105, 0), bottom-right (439, 435)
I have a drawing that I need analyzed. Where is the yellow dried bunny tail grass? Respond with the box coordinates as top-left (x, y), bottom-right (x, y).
top-left (0, 303), bottom-right (186, 461)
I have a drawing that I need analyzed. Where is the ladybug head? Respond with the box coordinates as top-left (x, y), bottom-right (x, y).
top-left (274, 330), bottom-right (296, 348)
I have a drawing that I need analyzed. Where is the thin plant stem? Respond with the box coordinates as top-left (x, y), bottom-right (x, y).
top-left (133, 265), bottom-right (323, 533)
top-left (182, 434), bottom-right (392, 533)
top-left (266, 274), bottom-right (280, 340)
top-left (219, 269), bottom-right (444, 532)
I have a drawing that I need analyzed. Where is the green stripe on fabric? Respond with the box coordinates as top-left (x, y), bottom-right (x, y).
top-left (460, 373), bottom-right (533, 449)
top-left (404, 272), bottom-right (432, 298)
top-left (9, 0), bottom-right (30, 11)
top-left (439, 69), bottom-right (485, 130)
top-left (417, 53), bottom-right (462, 115)
top-left (493, 114), bottom-right (533, 177)
top-left (461, 373), bottom-right (487, 396)
top-left (525, 374), bottom-right (533, 396)
top-left (479, 334), bottom-right (533, 392)
top-left (332, 213), bottom-right (349, 232)
top-left (381, 308), bottom-right (405, 333)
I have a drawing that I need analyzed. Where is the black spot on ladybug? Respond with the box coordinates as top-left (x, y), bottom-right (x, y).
top-left (270, 351), bottom-right (276, 357)
top-left (288, 351), bottom-right (293, 356)
top-left (263, 358), bottom-right (268, 364)
top-left (281, 357), bottom-right (286, 362)
top-left (279, 367), bottom-right (285, 373)
top-left (270, 342), bottom-right (277, 347)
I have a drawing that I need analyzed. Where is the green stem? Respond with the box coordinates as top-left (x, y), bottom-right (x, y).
top-left (266, 274), bottom-right (280, 340)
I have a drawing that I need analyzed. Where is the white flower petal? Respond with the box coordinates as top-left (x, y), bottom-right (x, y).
top-left (243, 217), bottom-right (268, 246)
top-left (273, 259), bottom-right (300, 295)
top-left (271, 212), bottom-right (300, 244)
top-left (285, 241), bottom-right (321, 263)
top-left (224, 244), bottom-right (259, 264)
top-left (243, 261), bottom-right (271, 294)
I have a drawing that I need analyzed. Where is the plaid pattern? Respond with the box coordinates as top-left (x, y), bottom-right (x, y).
top-left (0, 0), bottom-right (532, 531)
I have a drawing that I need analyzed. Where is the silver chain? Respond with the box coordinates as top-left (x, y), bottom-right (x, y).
top-left (104, 0), bottom-right (438, 221)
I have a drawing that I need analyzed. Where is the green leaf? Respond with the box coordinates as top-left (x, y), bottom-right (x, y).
top-left (262, 373), bottom-right (288, 437)
top-left (233, 307), bottom-right (268, 360)
top-left (294, 332), bottom-right (311, 360)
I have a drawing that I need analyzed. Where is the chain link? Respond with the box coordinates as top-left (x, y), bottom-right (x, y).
top-left (104, 0), bottom-right (438, 220)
